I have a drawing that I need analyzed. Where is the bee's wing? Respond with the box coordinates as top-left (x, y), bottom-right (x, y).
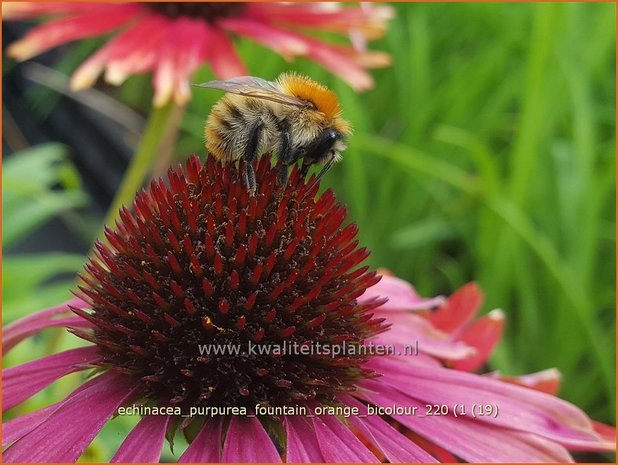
top-left (194, 76), bottom-right (313, 109)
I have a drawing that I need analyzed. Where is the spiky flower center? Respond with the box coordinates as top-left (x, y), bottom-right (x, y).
top-left (145, 2), bottom-right (246, 21)
top-left (76, 156), bottom-right (386, 411)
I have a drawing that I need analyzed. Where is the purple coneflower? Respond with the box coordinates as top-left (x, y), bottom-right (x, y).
top-left (3, 2), bottom-right (392, 106)
top-left (3, 156), bottom-right (614, 462)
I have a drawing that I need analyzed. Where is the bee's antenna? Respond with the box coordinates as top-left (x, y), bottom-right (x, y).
top-left (303, 158), bottom-right (336, 201)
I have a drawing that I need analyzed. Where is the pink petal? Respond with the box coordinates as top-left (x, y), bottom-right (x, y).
top-left (342, 395), bottom-right (438, 463)
top-left (2, 2), bottom-right (125, 20)
top-left (152, 18), bottom-right (211, 107)
top-left (7, 6), bottom-right (143, 61)
top-left (205, 26), bottom-right (248, 80)
top-left (403, 432), bottom-right (460, 462)
top-left (486, 368), bottom-right (562, 395)
top-left (152, 39), bottom-right (176, 107)
top-left (4, 316), bottom-right (91, 354)
top-left (4, 371), bottom-right (139, 463)
top-left (3, 377), bottom-right (93, 447)
top-left (366, 351), bottom-right (443, 369)
top-left (170, 19), bottom-right (209, 106)
top-left (592, 422), bottom-right (617, 449)
top-left (178, 418), bottom-right (223, 463)
top-left (284, 416), bottom-right (325, 462)
top-left (366, 361), bottom-right (608, 450)
top-left (310, 411), bottom-right (379, 462)
top-left (360, 274), bottom-right (445, 312)
top-left (4, 297), bottom-right (89, 353)
top-left (219, 18), bottom-right (308, 59)
top-left (452, 308), bottom-right (505, 371)
top-left (247, 3), bottom-right (394, 40)
top-left (373, 311), bottom-right (477, 360)
top-left (111, 414), bottom-right (171, 462)
top-left (429, 282), bottom-right (484, 334)
top-left (6, 296), bottom-right (86, 328)
top-left (223, 416), bottom-right (281, 462)
top-left (3, 404), bottom-right (57, 447)
top-left (3, 345), bottom-right (100, 412)
top-left (360, 380), bottom-right (574, 462)
top-left (71, 15), bottom-right (168, 90)
top-left (264, 28), bottom-right (375, 91)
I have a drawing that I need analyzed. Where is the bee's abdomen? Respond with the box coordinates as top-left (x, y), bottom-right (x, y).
top-left (205, 96), bottom-right (261, 161)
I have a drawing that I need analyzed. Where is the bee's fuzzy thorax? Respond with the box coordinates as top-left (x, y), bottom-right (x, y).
top-left (277, 72), bottom-right (343, 121)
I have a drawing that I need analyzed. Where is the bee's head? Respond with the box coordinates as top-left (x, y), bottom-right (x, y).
top-left (277, 72), bottom-right (351, 167)
top-left (304, 128), bottom-right (349, 166)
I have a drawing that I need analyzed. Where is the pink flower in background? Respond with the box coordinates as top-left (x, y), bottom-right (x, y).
top-left (2, 158), bottom-right (614, 462)
top-left (3, 2), bottom-right (392, 106)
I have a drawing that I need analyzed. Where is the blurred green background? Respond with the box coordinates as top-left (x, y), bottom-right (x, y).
top-left (3, 2), bottom-right (616, 460)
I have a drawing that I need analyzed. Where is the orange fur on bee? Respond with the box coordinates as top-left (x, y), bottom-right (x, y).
top-left (277, 72), bottom-right (345, 121)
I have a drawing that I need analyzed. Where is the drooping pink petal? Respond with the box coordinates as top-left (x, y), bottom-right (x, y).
top-left (262, 28), bottom-right (376, 91)
top-left (2, 404), bottom-right (57, 447)
top-left (2, 2), bottom-right (125, 20)
top-left (305, 39), bottom-right (374, 91)
top-left (364, 362), bottom-right (609, 450)
top-left (178, 418), bottom-right (223, 463)
top-left (452, 308), bottom-right (505, 371)
top-left (205, 25), bottom-right (248, 80)
top-left (3, 376), bottom-right (94, 447)
top-left (168, 18), bottom-right (210, 106)
top-left (360, 380), bottom-right (574, 462)
top-left (342, 395), bottom-right (438, 463)
top-left (152, 18), bottom-right (212, 107)
top-left (104, 22), bottom-right (166, 85)
top-left (592, 422), bottom-right (617, 449)
top-left (3, 345), bottom-right (100, 412)
top-left (4, 371), bottom-right (140, 463)
top-left (366, 352), bottom-right (443, 369)
top-left (283, 415), bottom-right (325, 462)
top-left (310, 411), bottom-right (379, 462)
top-left (486, 368), bottom-right (562, 395)
top-left (111, 414), bottom-right (171, 463)
top-left (429, 282), bottom-right (483, 334)
top-left (152, 36), bottom-right (176, 107)
top-left (7, 6), bottom-right (143, 61)
top-left (247, 3), bottom-right (394, 40)
top-left (403, 431), bottom-right (460, 462)
top-left (360, 274), bottom-right (445, 312)
top-left (71, 15), bottom-right (168, 90)
top-left (4, 297), bottom-right (89, 353)
top-left (218, 17), bottom-right (308, 60)
top-left (5, 296), bottom-right (86, 330)
top-left (4, 315), bottom-right (91, 354)
top-left (223, 416), bottom-right (281, 462)
top-left (373, 311), bottom-right (477, 361)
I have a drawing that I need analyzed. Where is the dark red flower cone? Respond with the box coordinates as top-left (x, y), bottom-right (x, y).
top-left (74, 155), bottom-right (388, 411)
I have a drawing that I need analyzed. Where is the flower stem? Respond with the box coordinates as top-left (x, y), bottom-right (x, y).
top-left (102, 100), bottom-right (176, 230)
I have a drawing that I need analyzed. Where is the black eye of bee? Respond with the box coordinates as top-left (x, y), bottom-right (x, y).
top-left (304, 129), bottom-right (340, 164)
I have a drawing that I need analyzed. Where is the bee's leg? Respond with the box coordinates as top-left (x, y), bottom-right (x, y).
top-left (299, 160), bottom-right (311, 178)
top-left (243, 122), bottom-right (263, 196)
top-left (277, 128), bottom-right (292, 188)
top-left (245, 163), bottom-right (257, 196)
top-left (278, 163), bottom-right (289, 188)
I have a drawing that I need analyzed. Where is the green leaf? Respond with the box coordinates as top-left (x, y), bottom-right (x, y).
top-left (2, 252), bottom-right (85, 323)
top-left (2, 144), bottom-right (88, 248)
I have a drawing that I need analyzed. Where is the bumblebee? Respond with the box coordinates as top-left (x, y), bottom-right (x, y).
top-left (196, 72), bottom-right (351, 194)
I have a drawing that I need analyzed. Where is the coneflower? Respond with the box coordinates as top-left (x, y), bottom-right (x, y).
top-left (3, 156), bottom-right (614, 462)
